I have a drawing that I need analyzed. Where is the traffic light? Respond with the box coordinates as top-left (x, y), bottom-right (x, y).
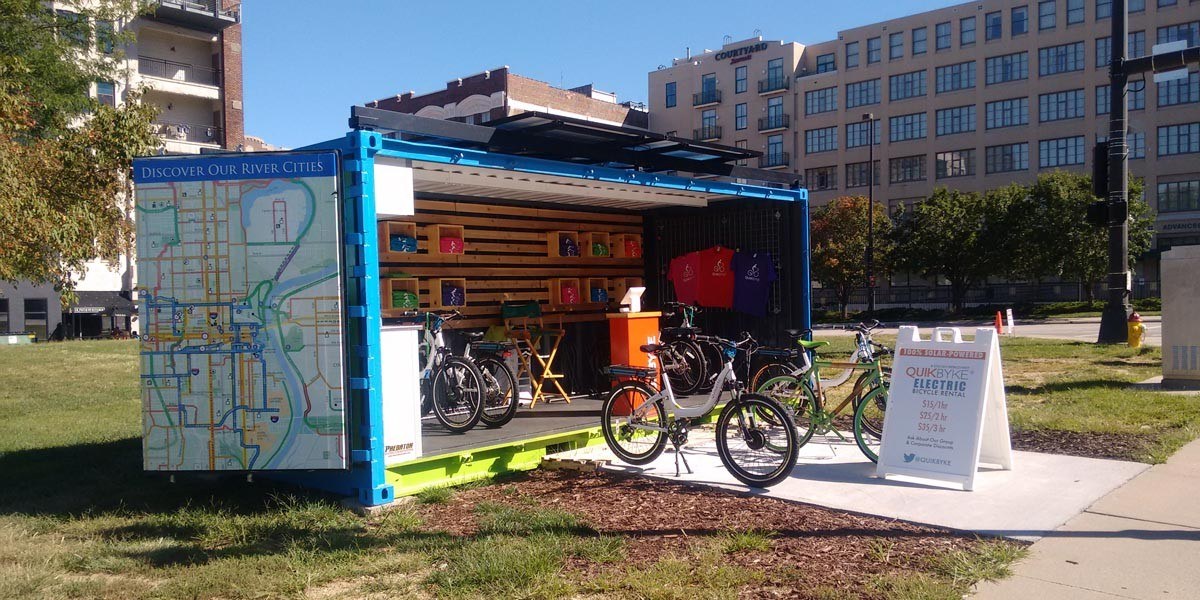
top-left (1087, 200), bottom-right (1108, 227)
top-left (1092, 140), bottom-right (1109, 198)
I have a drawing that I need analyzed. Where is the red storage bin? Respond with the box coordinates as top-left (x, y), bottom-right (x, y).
top-left (439, 236), bottom-right (463, 254)
top-left (560, 283), bottom-right (580, 305)
top-left (624, 238), bottom-right (642, 258)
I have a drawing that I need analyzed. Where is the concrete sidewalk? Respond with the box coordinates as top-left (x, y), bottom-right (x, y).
top-left (972, 438), bottom-right (1200, 599)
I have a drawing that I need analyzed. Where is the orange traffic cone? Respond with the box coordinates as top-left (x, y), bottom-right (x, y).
top-left (994, 311), bottom-right (1004, 334)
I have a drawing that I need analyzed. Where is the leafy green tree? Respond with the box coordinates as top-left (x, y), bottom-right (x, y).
top-left (810, 196), bottom-right (893, 318)
top-left (0, 0), bottom-right (158, 299)
top-left (890, 188), bottom-right (1012, 312)
top-left (1016, 171), bottom-right (1152, 299)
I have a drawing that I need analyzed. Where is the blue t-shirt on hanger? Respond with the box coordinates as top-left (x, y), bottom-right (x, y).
top-left (732, 252), bottom-right (777, 317)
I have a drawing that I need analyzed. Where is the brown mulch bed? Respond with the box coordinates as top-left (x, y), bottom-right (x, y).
top-left (1010, 429), bottom-right (1150, 462)
top-left (417, 469), bottom-right (1006, 598)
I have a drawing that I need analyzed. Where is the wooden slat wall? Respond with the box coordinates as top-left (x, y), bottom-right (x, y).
top-left (380, 197), bottom-right (644, 329)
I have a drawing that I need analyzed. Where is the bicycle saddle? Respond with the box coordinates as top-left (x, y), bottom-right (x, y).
top-left (796, 339), bottom-right (829, 350)
top-left (461, 331), bottom-right (484, 340)
top-left (660, 326), bottom-right (699, 338)
top-left (639, 343), bottom-right (665, 354)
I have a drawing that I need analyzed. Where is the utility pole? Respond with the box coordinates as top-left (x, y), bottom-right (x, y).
top-left (1095, 0), bottom-right (1199, 342)
top-left (863, 112), bottom-right (876, 316)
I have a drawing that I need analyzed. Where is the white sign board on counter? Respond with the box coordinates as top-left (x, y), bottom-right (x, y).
top-left (876, 327), bottom-right (1013, 491)
top-left (380, 325), bottom-right (423, 464)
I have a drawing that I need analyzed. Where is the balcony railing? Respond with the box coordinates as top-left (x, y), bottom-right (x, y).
top-left (693, 125), bottom-right (722, 141)
top-left (154, 120), bottom-right (223, 145)
top-left (758, 76), bottom-right (790, 94)
top-left (151, 0), bottom-right (239, 31)
top-left (692, 89), bottom-right (722, 106)
top-left (758, 114), bottom-right (790, 131)
top-left (760, 152), bottom-right (790, 168)
top-left (139, 56), bottom-right (220, 86)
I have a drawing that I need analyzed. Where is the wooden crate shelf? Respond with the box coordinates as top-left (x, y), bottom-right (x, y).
top-left (549, 278), bottom-right (582, 306)
top-left (547, 231), bottom-right (580, 258)
top-left (431, 224), bottom-right (465, 255)
top-left (377, 221), bottom-right (418, 254)
top-left (613, 233), bottom-right (643, 258)
top-left (431, 278), bottom-right (467, 309)
top-left (581, 232), bottom-right (611, 257)
top-left (613, 277), bottom-right (644, 301)
top-left (587, 277), bottom-right (609, 303)
top-left (381, 277), bottom-right (419, 312)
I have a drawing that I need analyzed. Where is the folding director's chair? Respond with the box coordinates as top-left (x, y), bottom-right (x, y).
top-left (502, 300), bottom-right (569, 406)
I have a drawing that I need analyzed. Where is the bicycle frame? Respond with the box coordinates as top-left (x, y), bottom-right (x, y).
top-left (807, 355), bottom-right (886, 416)
top-left (626, 348), bottom-right (739, 431)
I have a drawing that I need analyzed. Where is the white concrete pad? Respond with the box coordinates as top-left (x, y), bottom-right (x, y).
top-left (973, 574), bottom-right (1138, 599)
top-left (1087, 468), bottom-right (1200, 529)
top-left (582, 430), bottom-right (1148, 541)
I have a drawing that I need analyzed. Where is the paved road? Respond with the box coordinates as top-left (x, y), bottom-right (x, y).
top-left (815, 316), bottom-right (1162, 347)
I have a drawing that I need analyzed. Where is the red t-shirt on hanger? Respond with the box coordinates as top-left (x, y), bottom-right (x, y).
top-left (667, 251), bottom-right (701, 305)
top-left (696, 245), bottom-right (735, 308)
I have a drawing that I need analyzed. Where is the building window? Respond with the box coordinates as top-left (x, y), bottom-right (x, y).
top-left (1097, 83), bottom-right (1144, 112)
top-left (734, 140), bottom-right (747, 166)
top-left (1039, 42), bottom-right (1084, 76)
top-left (1129, 0), bottom-right (1145, 12)
top-left (846, 41), bottom-right (860, 68)
top-left (890, 32), bottom-right (904, 59)
top-left (846, 160), bottom-right (881, 188)
top-left (1128, 131), bottom-right (1146, 159)
top-left (1013, 5), bottom-right (1030, 34)
top-left (1159, 70), bottom-right (1200, 107)
top-left (735, 103), bottom-right (748, 130)
top-left (1039, 136), bottom-right (1085, 167)
top-left (936, 61), bottom-right (976, 93)
top-left (701, 108), bottom-right (717, 130)
top-left (1131, 85), bottom-right (1145, 110)
top-left (1096, 85), bottom-right (1111, 114)
top-left (1157, 21), bottom-right (1200, 47)
top-left (805, 126), bottom-right (838, 154)
top-left (1067, 0), bottom-right (1084, 24)
top-left (0, 299), bottom-right (8, 332)
top-left (767, 134), bottom-right (785, 163)
top-left (867, 37), bottom-right (882, 63)
top-left (1096, 37), bottom-right (1111, 67)
top-left (890, 155), bottom-right (927, 183)
top-left (1039, 0), bottom-right (1057, 30)
top-left (1158, 180), bottom-right (1200, 213)
top-left (665, 82), bottom-right (676, 108)
top-left (986, 97), bottom-right (1030, 128)
top-left (24, 299), bottom-right (48, 341)
top-left (986, 52), bottom-right (1029, 84)
top-left (805, 86), bottom-right (838, 115)
top-left (846, 119), bottom-right (881, 148)
top-left (936, 149), bottom-right (977, 178)
top-left (96, 81), bottom-right (115, 107)
top-left (816, 53), bottom-right (836, 73)
top-left (936, 105), bottom-right (976, 135)
top-left (701, 73), bottom-right (716, 92)
top-left (889, 112), bottom-right (927, 142)
top-left (1039, 89), bottom-right (1085, 122)
top-left (986, 143), bottom-right (1030, 173)
top-left (913, 27), bottom-right (927, 55)
top-left (889, 70), bottom-right (927, 100)
top-left (936, 22), bottom-right (951, 49)
top-left (767, 96), bottom-right (784, 121)
top-left (961, 17), bottom-right (977, 46)
top-left (986, 11), bottom-right (1003, 40)
top-left (96, 19), bottom-right (115, 54)
top-left (846, 78), bottom-right (881, 107)
top-left (735, 66), bottom-right (747, 94)
top-left (1130, 31), bottom-right (1146, 58)
top-left (805, 166), bottom-right (838, 191)
top-left (55, 10), bottom-right (88, 48)
top-left (1158, 122), bottom-right (1200, 156)
top-left (1097, 0), bottom-right (1112, 19)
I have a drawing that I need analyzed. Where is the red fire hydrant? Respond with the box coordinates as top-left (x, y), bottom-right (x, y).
top-left (1127, 312), bottom-right (1146, 349)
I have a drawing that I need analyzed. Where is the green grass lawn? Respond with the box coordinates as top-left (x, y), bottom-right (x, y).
top-left (1, 336), bottom-right (1186, 599)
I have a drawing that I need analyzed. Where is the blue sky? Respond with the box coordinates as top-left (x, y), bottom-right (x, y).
top-left (243, 0), bottom-right (957, 148)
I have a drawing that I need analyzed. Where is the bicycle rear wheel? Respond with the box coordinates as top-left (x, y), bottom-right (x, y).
top-left (715, 394), bottom-right (798, 488)
top-left (850, 367), bottom-right (890, 439)
top-left (601, 381), bottom-right (668, 465)
top-left (697, 340), bottom-right (725, 392)
top-left (750, 360), bottom-right (793, 392)
top-left (664, 339), bottom-right (706, 396)
top-left (476, 356), bottom-right (518, 428)
top-left (431, 356), bottom-right (484, 433)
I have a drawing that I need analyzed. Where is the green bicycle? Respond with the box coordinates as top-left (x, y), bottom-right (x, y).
top-left (756, 324), bottom-right (891, 462)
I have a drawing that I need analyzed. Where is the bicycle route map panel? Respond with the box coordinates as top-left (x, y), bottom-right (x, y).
top-left (133, 151), bottom-right (348, 471)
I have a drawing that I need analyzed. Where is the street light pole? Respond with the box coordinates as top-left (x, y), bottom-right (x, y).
top-left (863, 112), bottom-right (876, 315)
top-left (1097, 0), bottom-right (1131, 343)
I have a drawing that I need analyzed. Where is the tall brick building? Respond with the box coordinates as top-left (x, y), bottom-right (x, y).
top-left (368, 66), bottom-right (648, 129)
top-left (0, 0), bottom-right (245, 340)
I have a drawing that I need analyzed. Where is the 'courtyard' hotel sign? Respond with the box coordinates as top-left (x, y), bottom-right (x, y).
top-left (715, 41), bottom-right (769, 62)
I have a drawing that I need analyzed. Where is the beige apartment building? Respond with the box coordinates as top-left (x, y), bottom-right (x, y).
top-left (649, 0), bottom-right (1200, 295)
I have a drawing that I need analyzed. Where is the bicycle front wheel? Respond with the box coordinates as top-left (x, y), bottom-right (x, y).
top-left (756, 375), bottom-right (816, 447)
top-left (431, 356), bottom-right (484, 434)
top-left (715, 394), bottom-right (798, 488)
top-left (853, 381), bottom-right (889, 463)
top-left (850, 367), bottom-right (891, 440)
top-left (601, 381), bottom-right (668, 465)
top-left (476, 356), bottom-right (518, 429)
